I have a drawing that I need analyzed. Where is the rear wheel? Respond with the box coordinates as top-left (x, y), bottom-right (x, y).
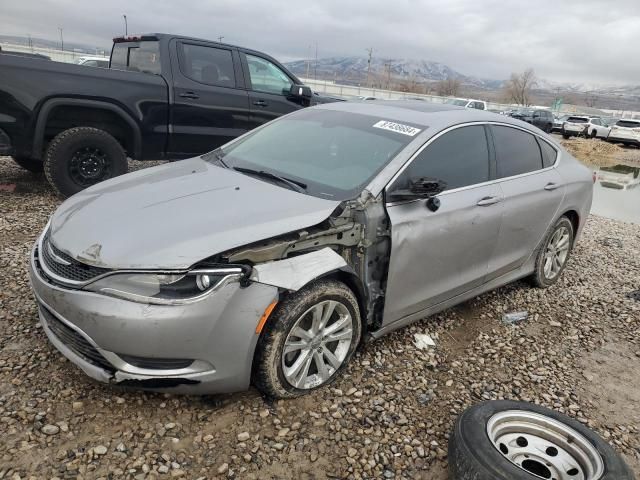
top-left (252, 279), bottom-right (362, 399)
top-left (530, 216), bottom-right (574, 288)
top-left (11, 156), bottom-right (44, 173)
top-left (44, 127), bottom-right (128, 197)
top-left (562, 133), bottom-right (570, 139)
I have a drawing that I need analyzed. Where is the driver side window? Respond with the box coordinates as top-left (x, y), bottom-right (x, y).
top-left (392, 125), bottom-right (490, 192)
top-left (246, 54), bottom-right (293, 95)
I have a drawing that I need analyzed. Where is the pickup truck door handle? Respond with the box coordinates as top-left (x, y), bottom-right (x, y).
top-left (179, 91), bottom-right (200, 99)
top-left (476, 196), bottom-right (501, 206)
top-left (253, 100), bottom-right (268, 107)
top-left (544, 182), bottom-right (560, 191)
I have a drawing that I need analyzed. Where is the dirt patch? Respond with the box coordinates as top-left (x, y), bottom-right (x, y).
top-left (558, 136), bottom-right (640, 167)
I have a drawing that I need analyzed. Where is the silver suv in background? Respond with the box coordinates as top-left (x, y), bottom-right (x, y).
top-left (29, 101), bottom-right (593, 398)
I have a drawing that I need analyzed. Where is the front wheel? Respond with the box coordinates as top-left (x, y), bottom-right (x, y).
top-left (562, 133), bottom-right (570, 139)
top-left (44, 127), bottom-right (128, 197)
top-left (11, 156), bottom-right (44, 173)
top-left (448, 400), bottom-right (634, 480)
top-left (252, 279), bottom-right (362, 398)
top-left (529, 216), bottom-right (574, 288)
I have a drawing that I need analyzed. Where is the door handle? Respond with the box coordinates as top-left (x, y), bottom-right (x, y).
top-left (253, 100), bottom-right (268, 107)
top-left (544, 182), bottom-right (559, 191)
top-left (179, 91), bottom-right (200, 99)
top-left (476, 196), bottom-right (501, 206)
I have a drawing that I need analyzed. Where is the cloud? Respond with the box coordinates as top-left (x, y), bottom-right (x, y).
top-left (2, 0), bottom-right (639, 85)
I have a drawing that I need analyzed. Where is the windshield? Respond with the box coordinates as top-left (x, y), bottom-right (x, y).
top-left (567, 116), bottom-right (588, 123)
top-left (208, 109), bottom-right (423, 200)
top-left (445, 99), bottom-right (468, 107)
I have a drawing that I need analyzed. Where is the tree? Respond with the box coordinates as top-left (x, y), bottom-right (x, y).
top-left (504, 68), bottom-right (537, 106)
top-left (435, 77), bottom-right (461, 97)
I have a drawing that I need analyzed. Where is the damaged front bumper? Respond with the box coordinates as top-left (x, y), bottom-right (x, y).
top-left (28, 246), bottom-right (279, 394)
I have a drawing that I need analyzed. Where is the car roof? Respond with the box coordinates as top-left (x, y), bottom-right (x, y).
top-left (315, 100), bottom-right (532, 131)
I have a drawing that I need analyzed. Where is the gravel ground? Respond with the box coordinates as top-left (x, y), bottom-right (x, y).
top-left (1, 155), bottom-right (639, 479)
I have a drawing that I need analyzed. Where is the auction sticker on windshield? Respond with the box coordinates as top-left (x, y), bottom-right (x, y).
top-left (373, 120), bottom-right (422, 136)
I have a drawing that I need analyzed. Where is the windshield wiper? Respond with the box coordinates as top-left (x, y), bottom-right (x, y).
top-left (233, 167), bottom-right (307, 193)
top-left (202, 149), bottom-right (229, 168)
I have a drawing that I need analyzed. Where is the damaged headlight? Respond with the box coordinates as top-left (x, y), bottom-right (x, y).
top-left (84, 268), bottom-right (244, 305)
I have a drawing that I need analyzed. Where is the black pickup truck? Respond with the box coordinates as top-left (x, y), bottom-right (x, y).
top-left (0, 33), bottom-right (335, 196)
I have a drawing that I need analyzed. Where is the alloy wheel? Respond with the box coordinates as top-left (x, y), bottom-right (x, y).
top-left (543, 226), bottom-right (570, 280)
top-left (281, 300), bottom-right (354, 389)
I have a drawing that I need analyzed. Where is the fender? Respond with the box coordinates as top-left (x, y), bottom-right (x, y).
top-left (32, 98), bottom-right (143, 159)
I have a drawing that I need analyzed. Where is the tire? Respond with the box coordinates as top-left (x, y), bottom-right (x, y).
top-left (529, 216), bottom-right (574, 288)
top-left (12, 156), bottom-right (44, 173)
top-left (562, 133), bottom-right (570, 139)
top-left (449, 400), bottom-right (635, 480)
top-left (44, 127), bottom-right (127, 197)
top-left (590, 129), bottom-right (598, 139)
top-left (252, 279), bottom-right (362, 399)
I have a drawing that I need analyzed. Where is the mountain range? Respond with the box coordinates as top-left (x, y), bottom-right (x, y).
top-left (284, 56), bottom-right (639, 97)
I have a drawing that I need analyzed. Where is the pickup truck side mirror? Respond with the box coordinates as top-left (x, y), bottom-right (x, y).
top-left (288, 84), bottom-right (312, 100)
top-left (388, 177), bottom-right (447, 202)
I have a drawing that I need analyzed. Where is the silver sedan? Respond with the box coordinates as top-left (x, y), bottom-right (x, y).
top-left (28, 101), bottom-right (593, 398)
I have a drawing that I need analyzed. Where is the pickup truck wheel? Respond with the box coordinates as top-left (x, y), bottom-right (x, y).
top-left (11, 156), bottom-right (44, 173)
top-left (44, 127), bottom-right (127, 197)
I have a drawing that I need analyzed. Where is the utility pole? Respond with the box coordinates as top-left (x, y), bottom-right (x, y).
top-left (218, 36), bottom-right (224, 42)
top-left (384, 62), bottom-right (392, 90)
top-left (58, 27), bottom-right (64, 52)
top-left (365, 47), bottom-right (373, 88)
top-left (314, 42), bottom-right (318, 80)
top-left (123, 15), bottom-right (128, 36)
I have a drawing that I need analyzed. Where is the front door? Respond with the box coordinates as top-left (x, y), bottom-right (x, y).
top-left (383, 125), bottom-right (503, 325)
top-left (169, 41), bottom-right (250, 157)
top-left (241, 53), bottom-right (305, 128)
top-left (486, 125), bottom-right (565, 280)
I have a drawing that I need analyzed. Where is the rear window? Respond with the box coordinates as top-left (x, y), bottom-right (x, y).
top-left (567, 117), bottom-right (588, 123)
top-left (537, 138), bottom-right (558, 168)
top-left (616, 120), bottom-right (640, 128)
top-left (177, 43), bottom-right (236, 87)
top-left (492, 125), bottom-right (543, 178)
top-left (110, 41), bottom-right (161, 74)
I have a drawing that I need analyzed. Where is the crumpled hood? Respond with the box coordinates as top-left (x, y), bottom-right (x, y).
top-left (49, 157), bottom-right (340, 269)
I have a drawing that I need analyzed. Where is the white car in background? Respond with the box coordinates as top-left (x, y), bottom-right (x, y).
top-left (74, 56), bottom-right (110, 68)
top-left (445, 98), bottom-right (487, 110)
top-left (562, 116), bottom-right (590, 138)
top-left (607, 119), bottom-right (640, 146)
top-left (586, 117), bottom-right (611, 139)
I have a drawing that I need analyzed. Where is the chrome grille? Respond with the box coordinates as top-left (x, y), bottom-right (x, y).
top-left (40, 305), bottom-right (114, 372)
top-left (41, 231), bottom-right (109, 283)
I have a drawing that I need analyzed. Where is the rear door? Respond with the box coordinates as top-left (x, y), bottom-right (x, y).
top-left (383, 125), bottom-right (503, 325)
top-left (169, 40), bottom-right (250, 157)
top-left (240, 52), bottom-right (305, 128)
top-left (486, 125), bottom-right (565, 280)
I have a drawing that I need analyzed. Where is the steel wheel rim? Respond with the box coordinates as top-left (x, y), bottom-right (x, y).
top-left (281, 300), bottom-right (353, 390)
top-left (543, 226), bottom-right (570, 279)
top-left (487, 410), bottom-right (604, 480)
top-left (69, 146), bottom-right (111, 187)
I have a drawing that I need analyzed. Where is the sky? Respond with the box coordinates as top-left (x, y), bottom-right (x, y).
top-left (2, 0), bottom-right (640, 86)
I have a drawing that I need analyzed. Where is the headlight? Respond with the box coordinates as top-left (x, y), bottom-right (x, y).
top-left (84, 268), bottom-right (243, 305)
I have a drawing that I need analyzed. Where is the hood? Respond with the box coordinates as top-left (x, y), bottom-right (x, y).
top-left (49, 157), bottom-right (340, 269)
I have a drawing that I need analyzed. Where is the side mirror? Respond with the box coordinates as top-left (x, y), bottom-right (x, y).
top-left (288, 84), bottom-right (312, 99)
top-left (388, 177), bottom-right (447, 201)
